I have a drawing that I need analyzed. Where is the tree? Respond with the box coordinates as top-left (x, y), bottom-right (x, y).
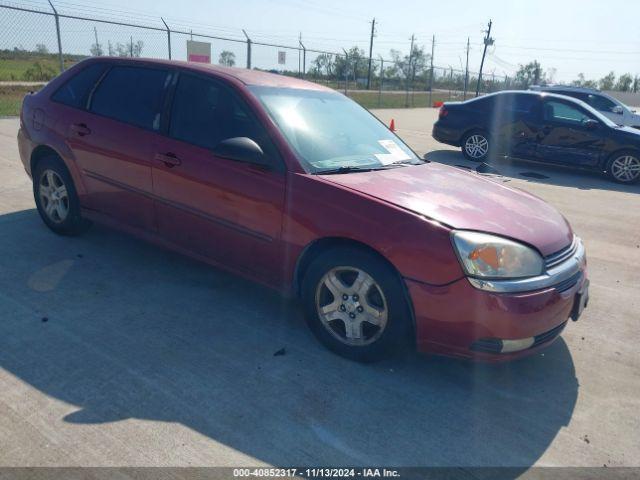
top-left (514, 61), bottom-right (544, 88)
top-left (615, 73), bottom-right (633, 92)
top-left (113, 40), bottom-right (144, 57)
top-left (310, 53), bottom-right (335, 77)
top-left (90, 42), bottom-right (103, 57)
top-left (571, 73), bottom-right (598, 89)
top-left (35, 44), bottom-right (48, 55)
top-left (219, 51), bottom-right (236, 67)
top-left (598, 71), bottom-right (616, 91)
top-left (334, 46), bottom-right (367, 82)
top-left (387, 46), bottom-right (429, 81)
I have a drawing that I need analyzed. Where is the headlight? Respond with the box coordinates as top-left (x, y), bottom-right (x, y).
top-left (451, 231), bottom-right (544, 279)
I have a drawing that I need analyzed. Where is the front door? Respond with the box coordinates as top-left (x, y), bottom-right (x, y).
top-left (68, 64), bottom-right (172, 231)
top-left (536, 99), bottom-right (605, 167)
top-left (151, 72), bottom-right (286, 285)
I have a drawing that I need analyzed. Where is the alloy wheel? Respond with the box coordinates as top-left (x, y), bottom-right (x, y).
top-left (315, 267), bottom-right (388, 346)
top-left (611, 155), bottom-right (640, 182)
top-left (464, 134), bottom-right (489, 159)
top-left (39, 169), bottom-right (69, 223)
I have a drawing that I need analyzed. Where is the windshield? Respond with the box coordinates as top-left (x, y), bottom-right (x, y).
top-left (249, 86), bottom-right (421, 173)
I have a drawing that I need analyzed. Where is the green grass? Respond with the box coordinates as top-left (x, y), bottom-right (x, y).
top-left (0, 85), bottom-right (39, 116)
top-left (0, 57), bottom-right (77, 81)
top-left (347, 90), bottom-right (464, 109)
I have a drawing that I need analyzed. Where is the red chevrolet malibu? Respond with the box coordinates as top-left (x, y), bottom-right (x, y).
top-left (17, 57), bottom-right (589, 362)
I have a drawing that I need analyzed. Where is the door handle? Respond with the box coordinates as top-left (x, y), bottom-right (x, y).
top-left (70, 123), bottom-right (91, 136)
top-left (154, 152), bottom-right (181, 168)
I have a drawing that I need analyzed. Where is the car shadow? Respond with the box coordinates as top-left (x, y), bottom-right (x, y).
top-left (0, 209), bottom-right (579, 471)
top-left (425, 149), bottom-right (640, 194)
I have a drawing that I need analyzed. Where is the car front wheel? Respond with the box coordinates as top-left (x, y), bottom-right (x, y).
top-left (301, 247), bottom-right (412, 362)
top-left (462, 130), bottom-right (491, 162)
top-left (606, 152), bottom-right (640, 184)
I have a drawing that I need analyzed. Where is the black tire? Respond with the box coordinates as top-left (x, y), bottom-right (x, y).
top-left (301, 246), bottom-right (413, 362)
top-left (461, 130), bottom-right (491, 162)
top-left (605, 150), bottom-right (640, 184)
top-left (33, 155), bottom-right (91, 236)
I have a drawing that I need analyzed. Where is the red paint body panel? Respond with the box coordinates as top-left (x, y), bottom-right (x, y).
top-left (16, 58), bottom-right (588, 362)
top-left (151, 135), bottom-right (286, 285)
top-left (320, 163), bottom-right (574, 256)
top-left (408, 261), bottom-right (587, 361)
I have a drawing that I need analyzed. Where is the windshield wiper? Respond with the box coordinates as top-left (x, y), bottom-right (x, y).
top-left (315, 163), bottom-right (411, 175)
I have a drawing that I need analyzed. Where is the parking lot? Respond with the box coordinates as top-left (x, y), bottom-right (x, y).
top-left (0, 108), bottom-right (639, 469)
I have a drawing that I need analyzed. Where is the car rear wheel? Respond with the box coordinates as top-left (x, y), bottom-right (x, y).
top-left (33, 155), bottom-right (91, 235)
top-left (606, 152), bottom-right (640, 184)
top-left (301, 247), bottom-right (412, 362)
top-left (462, 130), bottom-right (491, 162)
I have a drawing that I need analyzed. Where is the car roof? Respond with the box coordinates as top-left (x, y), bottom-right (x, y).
top-left (79, 56), bottom-right (332, 92)
top-left (530, 84), bottom-right (601, 94)
top-left (475, 90), bottom-right (585, 102)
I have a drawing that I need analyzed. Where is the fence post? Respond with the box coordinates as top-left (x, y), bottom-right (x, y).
top-left (47, 0), bottom-right (64, 73)
top-left (378, 56), bottom-right (384, 108)
top-left (342, 49), bottom-right (348, 95)
top-left (242, 30), bottom-right (251, 69)
top-left (428, 34), bottom-right (435, 108)
top-left (299, 40), bottom-right (306, 79)
top-left (161, 18), bottom-right (171, 60)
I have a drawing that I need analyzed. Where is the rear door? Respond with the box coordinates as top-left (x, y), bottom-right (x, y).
top-left (535, 98), bottom-right (606, 167)
top-left (491, 93), bottom-right (541, 158)
top-left (67, 64), bottom-right (172, 231)
top-left (151, 72), bottom-right (286, 285)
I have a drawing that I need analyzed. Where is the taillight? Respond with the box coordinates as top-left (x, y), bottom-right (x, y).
top-left (439, 106), bottom-right (448, 118)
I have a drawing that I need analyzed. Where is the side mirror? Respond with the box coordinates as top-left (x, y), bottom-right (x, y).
top-left (212, 137), bottom-right (268, 167)
top-left (612, 106), bottom-right (624, 115)
top-left (584, 119), bottom-right (599, 130)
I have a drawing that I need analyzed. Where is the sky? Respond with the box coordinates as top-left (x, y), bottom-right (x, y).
top-left (2, 0), bottom-right (640, 82)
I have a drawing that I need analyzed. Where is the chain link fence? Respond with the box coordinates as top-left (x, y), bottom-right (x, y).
top-left (0, 2), bottom-right (511, 116)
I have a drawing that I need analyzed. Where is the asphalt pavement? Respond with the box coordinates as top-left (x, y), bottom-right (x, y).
top-left (0, 110), bottom-right (638, 469)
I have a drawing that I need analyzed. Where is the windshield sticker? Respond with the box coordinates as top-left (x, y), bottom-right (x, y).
top-left (375, 140), bottom-right (411, 165)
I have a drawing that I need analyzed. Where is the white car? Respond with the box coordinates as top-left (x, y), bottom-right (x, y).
top-left (530, 85), bottom-right (640, 129)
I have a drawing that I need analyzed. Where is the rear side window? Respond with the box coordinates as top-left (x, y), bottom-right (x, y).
top-left (512, 94), bottom-right (539, 113)
top-left (169, 73), bottom-right (273, 152)
top-left (51, 63), bottom-right (107, 109)
top-left (90, 66), bottom-right (171, 131)
top-left (495, 94), bottom-right (538, 113)
top-left (586, 94), bottom-right (617, 112)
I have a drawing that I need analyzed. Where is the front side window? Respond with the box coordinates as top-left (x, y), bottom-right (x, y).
top-left (169, 73), bottom-right (271, 152)
top-left (249, 86), bottom-right (421, 172)
top-left (51, 62), bottom-right (107, 109)
top-left (90, 66), bottom-right (171, 131)
top-left (586, 94), bottom-right (618, 113)
top-left (544, 101), bottom-right (593, 125)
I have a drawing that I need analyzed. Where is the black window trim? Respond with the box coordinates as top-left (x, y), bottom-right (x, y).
top-left (86, 62), bottom-right (174, 135)
top-left (49, 60), bottom-right (287, 173)
top-left (49, 61), bottom-right (110, 111)
top-left (165, 68), bottom-right (286, 173)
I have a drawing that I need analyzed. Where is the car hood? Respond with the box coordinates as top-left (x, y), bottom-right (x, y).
top-left (320, 163), bottom-right (573, 256)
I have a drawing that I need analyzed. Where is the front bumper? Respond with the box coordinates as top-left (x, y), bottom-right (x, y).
top-left (407, 253), bottom-right (588, 362)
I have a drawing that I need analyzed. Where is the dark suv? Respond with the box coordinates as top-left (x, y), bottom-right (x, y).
top-left (433, 90), bottom-right (640, 184)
